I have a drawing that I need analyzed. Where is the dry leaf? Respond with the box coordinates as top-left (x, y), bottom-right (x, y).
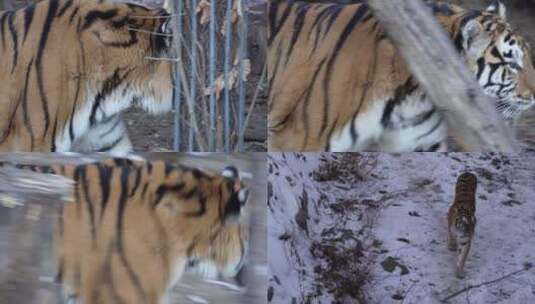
top-left (196, 0), bottom-right (211, 25)
top-left (203, 59), bottom-right (251, 99)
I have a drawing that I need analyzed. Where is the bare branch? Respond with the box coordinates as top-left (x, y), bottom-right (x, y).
top-left (440, 264), bottom-right (532, 302)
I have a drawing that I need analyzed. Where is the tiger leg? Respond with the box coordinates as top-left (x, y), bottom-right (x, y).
top-left (447, 222), bottom-right (457, 251)
top-left (72, 115), bottom-right (133, 154)
top-left (378, 99), bottom-right (448, 152)
top-left (456, 237), bottom-right (472, 278)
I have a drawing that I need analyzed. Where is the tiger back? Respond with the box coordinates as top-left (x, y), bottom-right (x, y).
top-left (2, 158), bottom-right (249, 304)
top-left (0, 0), bottom-right (174, 153)
top-left (447, 171), bottom-right (477, 278)
top-left (268, 0), bottom-right (535, 152)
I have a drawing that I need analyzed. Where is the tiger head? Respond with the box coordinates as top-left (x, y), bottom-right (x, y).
top-left (156, 165), bottom-right (250, 279)
top-left (456, 172), bottom-right (477, 192)
top-left (76, 0), bottom-right (174, 114)
top-left (457, 0), bottom-right (535, 120)
top-left (191, 166), bottom-right (250, 279)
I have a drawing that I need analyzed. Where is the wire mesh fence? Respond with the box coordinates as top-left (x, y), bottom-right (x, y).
top-left (167, 0), bottom-right (264, 152)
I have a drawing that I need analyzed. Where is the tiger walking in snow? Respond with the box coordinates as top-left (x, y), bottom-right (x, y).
top-left (448, 172), bottom-right (477, 278)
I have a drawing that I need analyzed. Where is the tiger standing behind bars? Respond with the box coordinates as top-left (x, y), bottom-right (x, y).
top-left (0, 158), bottom-right (250, 304)
top-left (447, 172), bottom-right (477, 278)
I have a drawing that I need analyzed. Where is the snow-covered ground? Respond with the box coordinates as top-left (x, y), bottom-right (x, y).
top-left (268, 153), bottom-right (535, 304)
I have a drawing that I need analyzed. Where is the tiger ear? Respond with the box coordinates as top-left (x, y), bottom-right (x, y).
top-left (486, 0), bottom-right (507, 21)
top-left (461, 19), bottom-right (491, 57)
top-left (222, 166), bottom-right (239, 179)
top-left (163, 0), bottom-right (172, 11)
top-left (223, 188), bottom-right (249, 224)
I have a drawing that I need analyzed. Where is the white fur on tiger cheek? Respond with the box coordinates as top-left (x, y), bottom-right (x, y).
top-left (138, 94), bottom-right (172, 115)
top-left (138, 78), bottom-right (173, 115)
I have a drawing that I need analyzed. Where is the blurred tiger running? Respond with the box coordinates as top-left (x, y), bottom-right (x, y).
top-left (0, 158), bottom-right (250, 304)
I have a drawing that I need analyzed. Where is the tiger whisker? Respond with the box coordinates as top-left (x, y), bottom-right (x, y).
top-left (144, 56), bottom-right (180, 62)
top-left (130, 13), bottom-right (183, 19)
top-left (127, 27), bottom-right (173, 37)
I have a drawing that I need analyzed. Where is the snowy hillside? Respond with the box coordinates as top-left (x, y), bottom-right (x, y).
top-left (268, 153), bottom-right (535, 304)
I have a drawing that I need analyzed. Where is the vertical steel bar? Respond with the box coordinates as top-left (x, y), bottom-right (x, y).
top-left (208, 0), bottom-right (217, 151)
top-left (189, 0), bottom-right (198, 151)
top-left (237, 0), bottom-right (248, 151)
top-left (172, 0), bottom-right (183, 151)
top-left (223, 0), bottom-right (233, 152)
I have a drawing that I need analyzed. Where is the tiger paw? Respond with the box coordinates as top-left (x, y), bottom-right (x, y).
top-left (455, 269), bottom-right (466, 279)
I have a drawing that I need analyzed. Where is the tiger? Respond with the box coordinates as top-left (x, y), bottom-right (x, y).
top-left (268, 0), bottom-right (535, 151)
top-left (0, 0), bottom-right (174, 153)
top-left (1, 158), bottom-right (249, 303)
top-left (447, 171), bottom-right (477, 279)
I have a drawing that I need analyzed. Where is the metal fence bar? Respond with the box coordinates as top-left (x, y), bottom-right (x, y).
top-left (237, 0), bottom-right (248, 151)
top-left (170, 0), bottom-right (254, 152)
top-left (223, 0), bottom-right (233, 152)
top-left (172, 0), bottom-right (183, 151)
top-left (208, 0), bottom-right (217, 151)
top-left (188, 0), bottom-right (198, 151)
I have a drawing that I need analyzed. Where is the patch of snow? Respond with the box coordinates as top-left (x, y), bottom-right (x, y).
top-left (268, 152), bottom-right (535, 304)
